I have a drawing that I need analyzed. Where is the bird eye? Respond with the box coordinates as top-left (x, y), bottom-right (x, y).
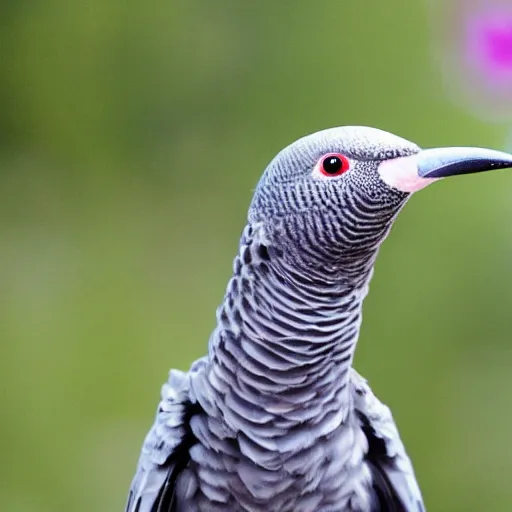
top-left (319, 153), bottom-right (350, 177)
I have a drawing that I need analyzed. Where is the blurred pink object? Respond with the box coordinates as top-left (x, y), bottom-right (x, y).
top-left (430, 0), bottom-right (512, 121)
top-left (466, 7), bottom-right (512, 84)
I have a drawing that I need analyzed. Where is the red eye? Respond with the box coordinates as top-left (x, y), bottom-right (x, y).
top-left (320, 153), bottom-right (350, 177)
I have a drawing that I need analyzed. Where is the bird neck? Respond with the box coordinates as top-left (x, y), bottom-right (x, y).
top-left (205, 223), bottom-right (376, 429)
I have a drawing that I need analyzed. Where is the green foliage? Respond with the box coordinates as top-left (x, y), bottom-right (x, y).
top-left (1, 1), bottom-right (512, 510)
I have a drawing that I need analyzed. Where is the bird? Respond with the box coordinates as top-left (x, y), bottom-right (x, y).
top-left (125, 126), bottom-right (512, 512)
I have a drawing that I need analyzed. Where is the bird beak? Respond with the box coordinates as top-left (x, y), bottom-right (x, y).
top-left (379, 146), bottom-right (512, 193)
top-left (417, 147), bottom-right (512, 179)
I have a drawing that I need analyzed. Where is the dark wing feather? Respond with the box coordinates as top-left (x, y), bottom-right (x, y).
top-left (351, 369), bottom-right (426, 512)
top-left (125, 369), bottom-right (201, 512)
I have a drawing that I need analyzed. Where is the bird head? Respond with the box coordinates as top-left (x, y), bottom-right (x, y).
top-left (248, 126), bottom-right (512, 271)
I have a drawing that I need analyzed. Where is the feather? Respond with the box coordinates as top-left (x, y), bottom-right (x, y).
top-left (352, 370), bottom-right (425, 512)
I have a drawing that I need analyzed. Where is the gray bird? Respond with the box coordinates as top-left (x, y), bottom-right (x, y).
top-left (125, 126), bottom-right (512, 512)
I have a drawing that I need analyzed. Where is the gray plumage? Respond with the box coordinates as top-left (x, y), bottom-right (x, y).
top-left (126, 126), bottom-right (430, 512)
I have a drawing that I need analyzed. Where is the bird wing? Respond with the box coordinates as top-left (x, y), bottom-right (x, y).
top-left (125, 365), bottom-right (203, 512)
top-left (351, 369), bottom-right (426, 512)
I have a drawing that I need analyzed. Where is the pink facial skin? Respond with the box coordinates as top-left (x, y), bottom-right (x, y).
top-left (378, 156), bottom-right (440, 193)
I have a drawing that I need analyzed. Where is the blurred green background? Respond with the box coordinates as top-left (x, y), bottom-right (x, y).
top-left (2, 1), bottom-right (512, 511)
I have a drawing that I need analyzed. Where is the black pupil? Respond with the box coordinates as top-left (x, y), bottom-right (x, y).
top-left (323, 156), bottom-right (343, 174)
